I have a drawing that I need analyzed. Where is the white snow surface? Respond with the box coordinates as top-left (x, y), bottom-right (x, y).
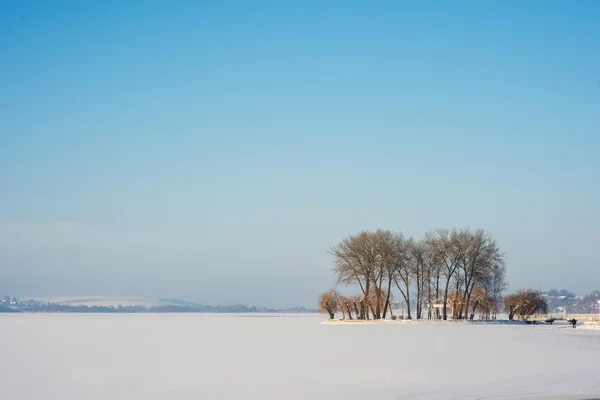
top-left (580, 322), bottom-right (600, 331)
top-left (1, 313), bottom-right (599, 400)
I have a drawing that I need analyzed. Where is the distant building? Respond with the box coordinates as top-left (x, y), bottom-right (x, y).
top-left (426, 299), bottom-right (455, 319)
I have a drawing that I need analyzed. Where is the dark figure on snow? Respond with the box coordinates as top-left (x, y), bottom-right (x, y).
top-left (571, 319), bottom-right (577, 328)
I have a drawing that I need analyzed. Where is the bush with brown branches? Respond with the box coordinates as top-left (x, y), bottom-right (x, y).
top-left (318, 290), bottom-right (339, 320)
top-left (505, 289), bottom-right (548, 320)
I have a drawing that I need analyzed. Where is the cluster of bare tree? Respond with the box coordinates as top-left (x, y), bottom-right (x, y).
top-left (319, 228), bottom-right (507, 321)
top-left (504, 289), bottom-right (548, 320)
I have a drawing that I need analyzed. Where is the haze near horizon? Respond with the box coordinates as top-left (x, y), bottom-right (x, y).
top-left (1, 1), bottom-right (599, 307)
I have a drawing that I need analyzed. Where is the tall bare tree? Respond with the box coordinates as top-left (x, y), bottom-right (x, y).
top-left (330, 231), bottom-right (380, 319)
top-left (457, 229), bottom-right (504, 319)
top-left (371, 229), bottom-right (393, 319)
top-left (410, 239), bottom-right (436, 319)
top-left (425, 229), bottom-right (464, 320)
top-left (470, 287), bottom-right (492, 319)
top-left (391, 233), bottom-right (413, 319)
top-left (488, 263), bottom-right (507, 319)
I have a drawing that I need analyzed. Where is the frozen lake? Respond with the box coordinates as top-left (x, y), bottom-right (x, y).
top-left (1, 313), bottom-right (599, 400)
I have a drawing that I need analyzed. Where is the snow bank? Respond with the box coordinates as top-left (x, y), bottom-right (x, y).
top-left (467, 319), bottom-right (527, 325)
top-left (326, 318), bottom-right (531, 325)
top-left (322, 318), bottom-right (419, 325)
top-left (580, 322), bottom-right (600, 331)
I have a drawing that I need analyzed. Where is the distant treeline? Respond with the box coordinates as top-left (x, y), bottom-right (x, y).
top-left (0, 298), bottom-right (317, 314)
top-left (0, 305), bottom-right (317, 313)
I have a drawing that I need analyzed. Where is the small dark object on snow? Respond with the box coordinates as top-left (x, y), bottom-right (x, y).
top-left (568, 319), bottom-right (577, 328)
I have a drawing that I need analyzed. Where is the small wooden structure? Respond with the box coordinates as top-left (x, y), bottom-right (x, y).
top-left (426, 299), bottom-right (455, 320)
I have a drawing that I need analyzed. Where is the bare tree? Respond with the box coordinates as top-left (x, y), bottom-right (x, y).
top-left (318, 290), bottom-right (339, 320)
top-left (349, 295), bottom-right (364, 319)
top-left (457, 229), bottom-right (504, 319)
top-left (367, 286), bottom-right (388, 319)
top-left (338, 295), bottom-right (346, 320)
top-left (449, 290), bottom-right (464, 319)
top-left (338, 295), bottom-right (354, 320)
top-left (470, 287), bottom-right (492, 319)
top-left (371, 229), bottom-right (393, 319)
top-left (480, 261), bottom-right (507, 319)
top-left (425, 241), bottom-right (443, 320)
top-left (505, 289), bottom-right (547, 320)
top-left (371, 229), bottom-right (396, 319)
top-left (410, 239), bottom-right (436, 319)
top-left (330, 231), bottom-right (382, 319)
top-left (425, 229), bottom-right (463, 320)
top-left (390, 233), bottom-right (413, 319)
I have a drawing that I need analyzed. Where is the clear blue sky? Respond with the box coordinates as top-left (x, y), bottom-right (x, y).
top-left (1, 1), bottom-right (599, 307)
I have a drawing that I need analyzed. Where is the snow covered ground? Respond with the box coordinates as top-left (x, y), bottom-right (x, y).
top-left (580, 322), bottom-right (600, 331)
top-left (0, 313), bottom-right (599, 400)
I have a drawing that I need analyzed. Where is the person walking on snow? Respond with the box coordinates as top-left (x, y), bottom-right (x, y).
top-left (570, 319), bottom-right (577, 328)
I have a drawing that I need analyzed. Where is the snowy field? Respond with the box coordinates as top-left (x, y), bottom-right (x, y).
top-left (0, 314), bottom-right (599, 400)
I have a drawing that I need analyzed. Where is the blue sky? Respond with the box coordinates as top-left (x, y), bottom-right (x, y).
top-left (1, 1), bottom-right (599, 307)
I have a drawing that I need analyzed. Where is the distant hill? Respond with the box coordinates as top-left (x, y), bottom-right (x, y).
top-left (545, 290), bottom-right (600, 314)
top-left (1, 296), bottom-right (318, 313)
top-left (32, 296), bottom-right (170, 307)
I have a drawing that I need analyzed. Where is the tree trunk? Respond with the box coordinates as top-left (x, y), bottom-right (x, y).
top-left (471, 299), bottom-right (479, 320)
top-left (375, 275), bottom-right (384, 320)
top-left (443, 279), bottom-right (451, 320)
top-left (365, 281), bottom-right (370, 320)
top-left (382, 297), bottom-right (390, 320)
top-left (463, 292), bottom-right (472, 319)
top-left (462, 278), bottom-right (476, 319)
top-left (453, 299), bottom-right (460, 319)
top-left (368, 302), bottom-right (376, 320)
top-left (382, 278), bottom-right (393, 319)
top-left (428, 273), bottom-right (432, 320)
top-left (405, 286), bottom-right (412, 319)
top-left (394, 278), bottom-right (412, 320)
top-left (416, 276), bottom-right (422, 319)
